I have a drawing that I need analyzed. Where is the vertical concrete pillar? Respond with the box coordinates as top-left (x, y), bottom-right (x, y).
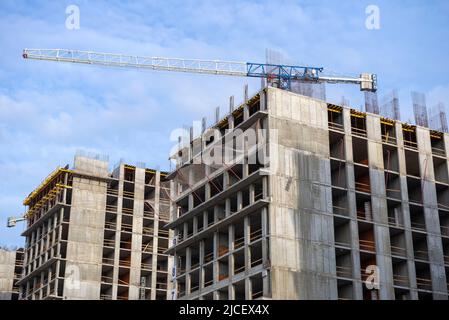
top-left (417, 128), bottom-right (448, 299)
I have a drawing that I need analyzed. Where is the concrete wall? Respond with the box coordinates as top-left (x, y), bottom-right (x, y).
top-left (63, 156), bottom-right (108, 299)
top-left (0, 249), bottom-right (16, 300)
top-left (267, 87), bottom-right (338, 299)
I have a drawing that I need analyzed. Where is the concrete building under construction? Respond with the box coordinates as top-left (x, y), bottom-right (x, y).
top-left (0, 248), bottom-right (23, 300)
top-left (16, 154), bottom-right (172, 300)
top-left (166, 87), bottom-right (449, 300)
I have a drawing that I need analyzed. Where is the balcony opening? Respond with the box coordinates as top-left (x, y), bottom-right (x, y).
top-left (415, 261), bottom-right (432, 291)
top-left (381, 119), bottom-right (397, 144)
top-left (218, 286), bottom-right (229, 300)
top-left (204, 263), bottom-right (213, 288)
top-left (249, 212), bottom-right (262, 243)
top-left (197, 213), bottom-right (204, 232)
top-left (402, 125), bottom-right (417, 150)
top-left (234, 222), bottom-right (245, 250)
top-left (392, 257), bottom-right (409, 287)
top-left (250, 274), bottom-right (264, 299)
top-left (336, 247), bottom-right (352, 279)
top-left (331, 159), bottom-right (346, 188)
top-left (434, 158), bottom-right (449, 186)
top-left (405, 150), bottom-right (421, 177)
top-left (233, 249), bottom-right (245, 275)
top-left (395, 288), bottom-right (411, 300)
top-left (439, 210), bottom-right (449, 238)
top-left (254, 180), bottom-right (264, 202)
top-left (412, 232), bottom-right (429, 262)
top-left (193, 186), bottom-right (205, 208)
top-left (407, 177), bottom-right (422, 204)
top-left (250, 241), bottom-right (263, 268)
top-left (177, 197), bottom-right (189, 217)
top-left (230, 194), bottom-right (238, 215)
top-left (385, 172), bottom-right (401, 200)
top-left (355, 165), bottom-right (371, 194)
top-left (242, 187), bottom-right (250, 208)
top-left (234, 280), bottom-right (246, 300)
top-left (248, 98), bottom-right (260, 117)
top-left (227, 164), bottom-right (243, 187)
top-left (352, 137), bottom-right (368, 165)
top-left (332, 188), bottom-right (349, 217)
top-left (351, 111), bottom-right (367, 137)
top-left (218, 229), bottom-right (229, 258)
top-left (328, 105), bottom-right (344, 131)
top-left (177, 275), bottom-right (186, 297)
top-left (144, 169), bottom-right (156, 186)
top-left (337, 279), bottom-right (354, 300)
top-left (218, 255), bottom-right (229, 282)
top-left (207, 208), bottom-right (214, 227)
top-left (387, 199), bottom-right (403, 227)
top-left (216, 201), bottom-right (226, 220)
top-left (430, 132), bottom-right (446, 156)
top-left (389, 228), bottom-right (407, 258)
top-left (436, 184), bottom-right (449, 211)
top-left (383, 144), bottom-right (399, 172)
top-left (190, 244), bottom-right (200, 270)
top-left (358, 223), bottom-right (376, 253)
top-left (329, 131), bottom-right (345, 160)
top-left (209, 174), bottom-right (223, 198)
top-left (334, 216), bottom-right (351, 248)
top-left (356, 193), bottom-right (372, 221)
top-left (204, 236), bottom-right (214, 265)
top-left (124, 166), bottom-right (135, 182)
top-left (190, 269), bottom-right (200, 293)
top-left (410, 204), bottom-right (426, 231)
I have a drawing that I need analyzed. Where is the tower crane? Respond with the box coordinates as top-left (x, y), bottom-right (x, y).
top-left (22, 49), bottom-right (377, 92)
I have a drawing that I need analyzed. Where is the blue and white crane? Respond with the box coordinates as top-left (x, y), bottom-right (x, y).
top-left (22, 48), bottom-right (377, 92)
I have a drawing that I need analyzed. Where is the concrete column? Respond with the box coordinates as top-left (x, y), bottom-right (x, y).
top-left (213, 232), bottom-right (219, 284)
top-left (246, 277), bottom-right (252, 299)
top-left (188, 194), bottom-right (194, 211)
top-left (150, 171), bottom-right (162, 300)
top-left (186, 247), bottom-right (191, 295)
top-left (193, 216), bottom-right (198, 234)
top-left (248, 184), bottom-right (255, 206)
top-left (199, 240), bottom-right (205, 289)
top-left (223, 171), bottom-right (230, 190)
top-left (244, 216), bottom-right (251, 271)
top-left (229, 225), bottom-right (235, 280)
top-left (205, 183), bottom-right (211, 201)
top-left (396, 123), bottom-right (419, 299)
top-left (237, 191), bottom-right (243, 212)
top-left (112, 165), bottom-right (124, 300)
top-left (417, 127), bottom-right (448, 299)
top-left (225, 198), bottom-right (231, 217)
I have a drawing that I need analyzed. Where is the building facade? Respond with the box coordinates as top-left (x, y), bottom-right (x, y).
top-left (17, 154), bottom-right (172, 300)
top-left (166, 87), bottom-right (449, 300)
top-left (0, 248), bottom-right (23, 300)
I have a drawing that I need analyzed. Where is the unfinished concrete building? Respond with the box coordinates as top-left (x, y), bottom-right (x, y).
top-left (16, 154), bottom-right (171, 300)
top-left (166, 86), bottom-right (449, 300)
top-left (0, 248), bottom-right (23, 300)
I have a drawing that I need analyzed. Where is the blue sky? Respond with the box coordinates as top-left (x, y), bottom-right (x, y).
top-left (1, 0), bottom-right (449, 246)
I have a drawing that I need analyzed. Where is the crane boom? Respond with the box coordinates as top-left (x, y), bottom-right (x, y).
top-left (22, 48), bottom-right (377, 92)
